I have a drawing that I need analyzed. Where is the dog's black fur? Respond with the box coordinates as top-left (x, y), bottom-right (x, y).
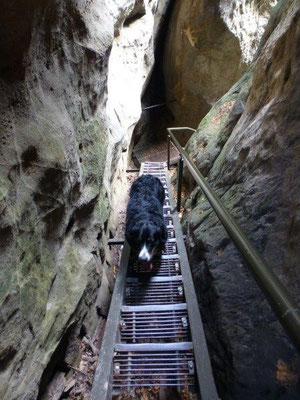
top-left (125, 174), bottom-right (167, 262)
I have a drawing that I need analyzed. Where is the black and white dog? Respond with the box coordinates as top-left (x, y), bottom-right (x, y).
top-left (125, 174), bottom-right (168, 270)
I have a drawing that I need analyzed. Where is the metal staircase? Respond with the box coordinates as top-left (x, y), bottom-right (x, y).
top-left (91, 162), bottom-right (219, 400)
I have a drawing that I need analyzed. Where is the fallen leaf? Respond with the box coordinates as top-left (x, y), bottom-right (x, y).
top-left (276, 359), bottom-right (298, 388)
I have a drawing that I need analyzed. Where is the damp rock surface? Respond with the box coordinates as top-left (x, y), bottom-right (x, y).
top-left (163, 0), bottom-right (278, 132)
top-left (0, 1), bottom-right (168, 399)
top-left (183, 1), bottom-right (300, 398)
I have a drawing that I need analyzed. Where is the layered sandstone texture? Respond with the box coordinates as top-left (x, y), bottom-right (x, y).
top-left (163, 0), bottom-right (278, 137)
top-left (184, 1), bottom-right (300, 398)
top-left (0, 1), bottom-right (168, 399)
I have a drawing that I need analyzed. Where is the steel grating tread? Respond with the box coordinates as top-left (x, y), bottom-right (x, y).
top-left (128, 257), bottom-right (181, 277)
top-left (113, 346), bottom-right (196, 387)
top-left (126, 275), bottom-right (183, 282)
top-left (121, 304), bottom-right (188, 312)
top-left (115, 342), bottom-right (193, 351)
top-left (119, 309), bottom-right (190, 343)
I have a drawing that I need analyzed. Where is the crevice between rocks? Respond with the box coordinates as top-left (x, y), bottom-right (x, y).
top-left (129, 0), bottom-right (176, 166)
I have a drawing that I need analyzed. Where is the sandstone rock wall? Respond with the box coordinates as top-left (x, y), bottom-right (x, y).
top-left (0, 1), bottom-right (168, 398)
top-left (183, 1), bottom-right (300, 398)
top-left (106, 0), bottom-right (170, 217)
top-left (163, 0), bottom-right (278, 138)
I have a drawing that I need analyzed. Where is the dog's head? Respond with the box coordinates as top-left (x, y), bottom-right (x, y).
top-left (126, 221), bottom-right (167, 263)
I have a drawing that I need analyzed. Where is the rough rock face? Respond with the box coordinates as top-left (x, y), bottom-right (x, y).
top-left (0, 1), bottom-right (168, 398)
top-left (219, 0), bottom-right (279, 63)
top-left (184, 1), bottom-right (300, 398)
top-left (106, 0), bottom-right (170, 206)
top-left (163, 0), bottom-right (278, 137)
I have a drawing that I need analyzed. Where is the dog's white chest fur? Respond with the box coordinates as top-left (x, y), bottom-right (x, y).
top-left (139, 244), bottom-right (151, 261)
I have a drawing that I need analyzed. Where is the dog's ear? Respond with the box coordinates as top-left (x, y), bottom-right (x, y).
top-left (126, 227), bottom-right (139, 246)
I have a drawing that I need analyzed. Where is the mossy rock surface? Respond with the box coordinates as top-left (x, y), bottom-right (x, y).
top-left (0, 1), bottom-right (118, 398)
top-left (183, 1), bottom-right (300, 398)
top-left (0, 0), bottom-right (171, 397)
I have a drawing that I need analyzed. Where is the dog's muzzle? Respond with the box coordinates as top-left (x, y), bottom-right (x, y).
top-left (138, 244), bottom-right (151, 262)
top-left (138, 245), bottom-right (154, 271)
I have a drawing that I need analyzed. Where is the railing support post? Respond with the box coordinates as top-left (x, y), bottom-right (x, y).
top-left (167, 134), bottom-right (171, 170)
top-left (177, 157), bottom-right (183, 212)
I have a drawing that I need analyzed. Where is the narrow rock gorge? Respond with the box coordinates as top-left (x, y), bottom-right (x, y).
top-left (0, 0), bottom-right (299, 399)
top-left (0, 1), bottom-right (169, 398)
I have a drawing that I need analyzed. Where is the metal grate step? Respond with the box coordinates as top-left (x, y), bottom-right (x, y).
top-left (113, 343), bottom-right (196, 388)
top-left (162, 241), bottom-right (177, 255)
top-left (119, 304), bottom-right (190, 343)
top-left (163, 206), bottom-right (172, 217)
top-left (125, 276), bottom-right (184, 305)
top-left (168, 227), bottom-right (175, 238)
top-left (128, 256), bottom-right (181, 277)
top-left (164, 215), bottom-right (173, 226)
top-left (143, 163), bottom-right (166, 168)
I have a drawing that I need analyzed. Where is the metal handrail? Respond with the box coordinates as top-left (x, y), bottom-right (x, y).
top-left (167, 127), bottom-right (300, 352)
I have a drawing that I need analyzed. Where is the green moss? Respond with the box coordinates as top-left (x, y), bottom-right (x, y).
top-left (16, 231), bottom-right (56, 318)
top-left (184, 70), bottom-right (253, 178)
top-left (78, 118), bottom-right (108, 187)
top-left (0, 175), bottom-right (9, 201)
